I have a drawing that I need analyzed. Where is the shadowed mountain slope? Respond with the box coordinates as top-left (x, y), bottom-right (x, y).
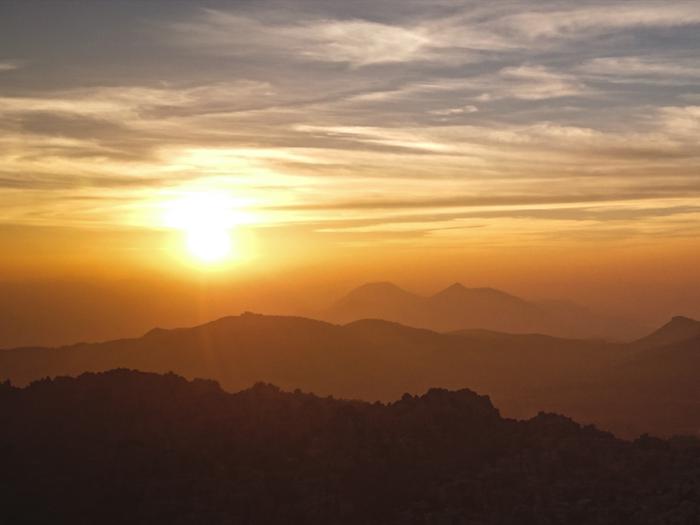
top-left (325, 282), bottom-right (646, 340)
top-left (328, 282), bottom-right (423, 321)
top-left (2, 369), bottom-right (700, 524)
top-left (1, 313), bottom-right (699, 437)
top-left (0, 313), bottom-right (619, 400)
top-left (630, 315), bottom-right (700, 351)
top-left (511, 327), bottom-right (700, 438)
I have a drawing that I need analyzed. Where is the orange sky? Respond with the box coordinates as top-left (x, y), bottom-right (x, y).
top-left (0, 1), bottom-right (699, 346)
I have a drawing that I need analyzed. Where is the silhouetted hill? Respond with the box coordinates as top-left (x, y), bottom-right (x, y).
top-left (2, 369), bottom-right (700, 524)
top-left (325, 282), bottom-right (646, 340)
top-left (2, 313), bottom-right (699, 437)
top-left (0, 313), bottom-right (619, 401)
top-left (630, 315), bottom-right (700, 351)
top-left (325, 281), bottom-right (423, 323)
top-left (426, 283), bottom-right (543, 333)
top-left (513, 330), bottom-right (700, 438)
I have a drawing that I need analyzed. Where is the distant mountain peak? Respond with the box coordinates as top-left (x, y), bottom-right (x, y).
top-left (144, 327), bottom-right (168, 338)
top-left (432, 283), bottom-right (523, 302)
top-left (654, 315), bottom-right (698, 333)
top-left (353, 281), bottom-right (406, 293)
top-left (331, 282), bottom-right (418, 306)
top-left (670, 315), bottom-right (697, 325)
top-left (324, 281), bottom-right (647, 340)
top-left (632, 315), bottom-right (700, 350)
top-left (432, 282), bottom-right (469, 298)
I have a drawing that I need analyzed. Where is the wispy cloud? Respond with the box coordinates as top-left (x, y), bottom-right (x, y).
top-left (429, 105), bottom-right (478, 116)
top-left (268, 185), bottom-right (700, 212)
top-left (168, 3), bottom-right (700, 67)
top-left (1, 0), bottom-right (699, 247)
top-left (0, 60), bottom-right (22, 72)
top-left (169, 10), bottom-right (447, 67)
top-left (491, 65), bottom-right (589, 100)
top-left (346, 65), bottom-right (591, 106)
top-left (493, 3), bottom-right (700, 40)
top-left (579, 57), bottom-right (700, 81)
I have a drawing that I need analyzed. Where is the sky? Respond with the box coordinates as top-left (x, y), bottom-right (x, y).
top-left (0, 1), bottom-right (699, 340)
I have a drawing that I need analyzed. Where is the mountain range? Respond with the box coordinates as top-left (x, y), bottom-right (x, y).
top-left (2, 312), bottom-right (698, 438)
top-left (323, 282), bottom-right (648, 340)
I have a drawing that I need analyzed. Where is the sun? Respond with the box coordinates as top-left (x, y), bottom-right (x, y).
top-left (184, 226), bottom-right (231, 263)
top-left (162, 191), bottom-right (250, 264)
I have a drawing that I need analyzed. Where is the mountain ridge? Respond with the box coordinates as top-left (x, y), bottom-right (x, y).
top-left (1, 312), bottom-right (698, 438)
top-left (324, 282), bottom-right (647, 340)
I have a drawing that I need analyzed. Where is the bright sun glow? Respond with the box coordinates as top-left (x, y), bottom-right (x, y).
top-left (184, 227), bottom-right (231, 263)
top-left (162, 191), bottom-right (252, 264)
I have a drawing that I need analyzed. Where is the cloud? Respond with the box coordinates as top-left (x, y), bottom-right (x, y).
top-left (495, 3), bottom-right (700, 40)
top-left (345, 65), bottom-right (591, 106)
top-left (0, 60), bottom-right (22, 72)
top-left (657, 105), bottom-right (700, 138)
top-left (168, 3), bottom-right (700, 69)
top-left (494, 65), bottom-right (589, 100)
top-left (2, 0), bottom-right (699, 242)
top-left (579, 57), bottom-right (700, 81)
top-left (267, 185), bottom-right (700, 212)
top-left (169, 10), bottom-right (441, 66)
top-left (294, 125), bottom-right (455, 153)
top-left (429, 105), bottom-right (478, 116)
top-left (291, 19), bottom-right (433, 66)
top-left (167, 7), bottom-right (518, 67)
top-left (314, 203), bottom-right (700, 236)
top-left (0, 82), bottom-right (273, 119)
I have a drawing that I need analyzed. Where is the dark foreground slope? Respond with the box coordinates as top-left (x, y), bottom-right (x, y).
top-left (2, 370), bottom-right (700, 525)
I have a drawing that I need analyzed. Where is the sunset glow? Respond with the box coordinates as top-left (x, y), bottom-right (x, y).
top-left (161, 191), bottom-right (253, 264)
top-left (185, 227), bottom-right (231, 263)
top-left (3, 4), bottom-right (700, 520)
top-left (0, 0), bottom-right (698, 326)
